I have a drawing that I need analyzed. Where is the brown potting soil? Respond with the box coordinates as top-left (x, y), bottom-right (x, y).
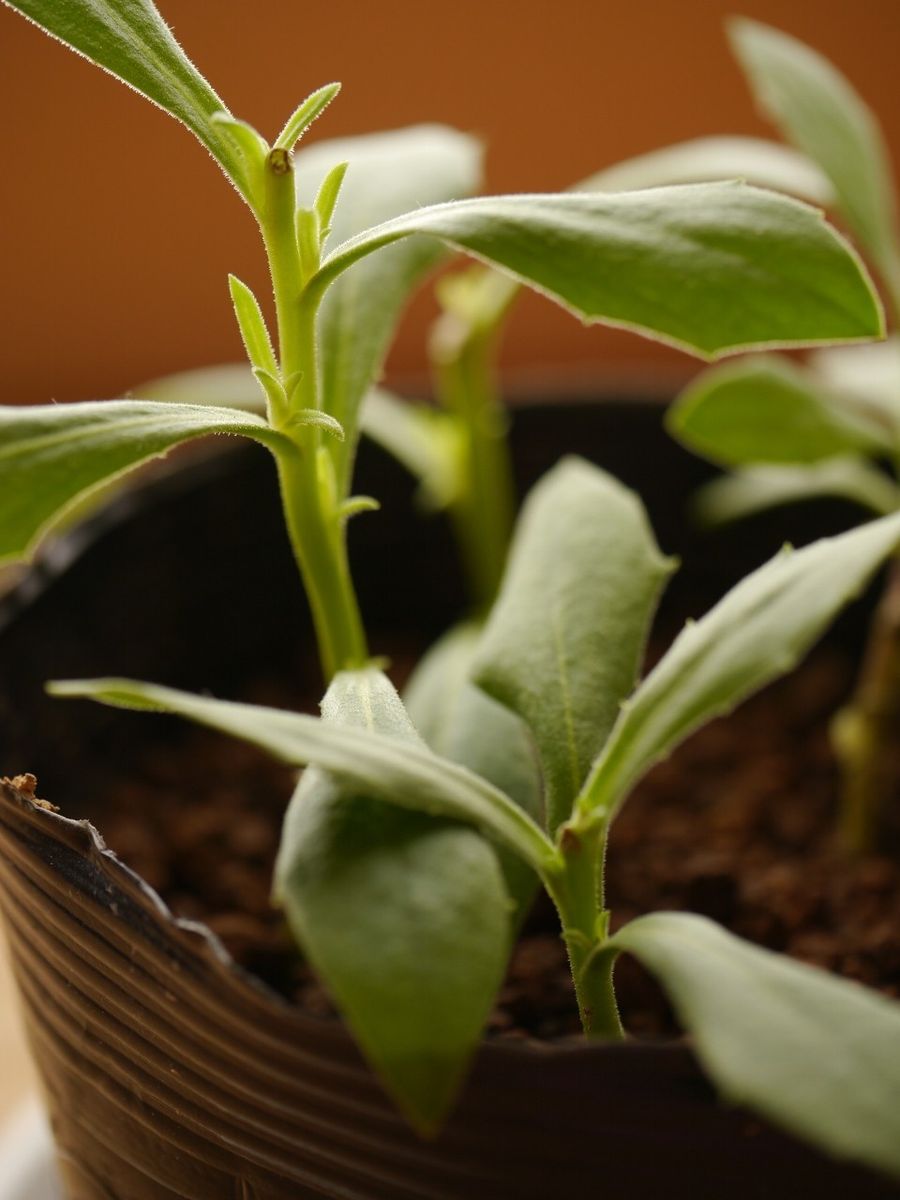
top-left (76, 648), bottom-right (900, 1043)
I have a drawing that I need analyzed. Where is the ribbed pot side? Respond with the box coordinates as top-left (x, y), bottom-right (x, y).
top-left (0, 400), bottom-right (897, 1199)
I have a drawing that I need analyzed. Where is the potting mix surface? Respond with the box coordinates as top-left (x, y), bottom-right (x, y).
top-left (75, 648), bottom-right (900, 1041)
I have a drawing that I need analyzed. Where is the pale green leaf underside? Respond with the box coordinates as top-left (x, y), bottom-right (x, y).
top-left (581, 135), bottom-right (833, 204)
top-left (294, 125), bottom-right (483, 491)
top-left (360, 388), bottom-right (461, 510)
top-left (312, 183), bottom-right (883, 359)
top-left (274, 669), bottom-right (510, 1133)
top-left (812, 336), bottom-right (900, 433)
top-left (48, 677), bottom-right (556, 873)
top-left (404, 622), bottom-right (542, 916)
top-left (474, 458), bottom-right (674, 834)
top-left (693, 459), bottom-right (900, 527)
top-left (613, 912), bottom-right (900, 1180)
top-left (582, 510), bottom-right (900, 818)
top-left (2, 0), bottom-right (250, 199)
top-left (730, 18), bottom-right (900, 291)
top-left (669, 355), bottom-right (894, 467)
top-left (0, 400), bottom-right (291, 564)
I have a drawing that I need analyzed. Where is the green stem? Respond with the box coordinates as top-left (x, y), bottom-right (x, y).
top-left (833, 553), bottom-right (900, 853)
top-left (258, 148), bottom-right (368, 680)
top-left (275, 448), bottom-right (368, 679)
top-left (545, 818), bottom-right (623, 1038)
top-left (431, 313), bottom-right (516, 614)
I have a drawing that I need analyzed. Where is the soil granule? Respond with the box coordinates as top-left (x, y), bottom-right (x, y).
top-left (82, 650), bottom-right (900, 1042)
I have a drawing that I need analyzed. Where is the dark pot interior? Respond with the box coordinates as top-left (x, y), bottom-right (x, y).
top-left (0, 395), bottom-right (896, 1199)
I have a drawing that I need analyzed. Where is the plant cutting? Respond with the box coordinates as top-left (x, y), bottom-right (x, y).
top-left (668, 19), bottom-right (900, 855)
top-left (2, 1), bottom-right (900, 1194)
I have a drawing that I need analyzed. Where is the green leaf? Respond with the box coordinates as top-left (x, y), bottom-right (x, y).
top-left (360, 388), bottom-right (462, 510)
top-left (0, 400), bottom-right (292, 564)
top-left (273, 668), bottom-right (510, 1132)
top-left (310, 183), bottom-right (884, 360)
top-left (580, 510), bottom-right (900, 820)
top-left (3, 0), bottom-right (253, 202)
top-left (405, 623), bottom-right (542, 917)
top-left (611, 912), bottom-right (900, 1181)
top-left (273, 82), bottom-right (341, 152)
top-left (580, 135), bottom-right (833, 204)
top-left (473, 458), bottom-right (674, 834)
top-left (428, 137), bottom-right (834, 347)
top-left (811, 336), bottom-right (900, 435)
top-left (730, 18), bottom-right (900, 297)
top-left (293, 125), bottom-right (483, 492)
top-left (228, 276), bottom-right (278, 379)
top-left (48, 676), bottom-right (558, 874)
top-left (693, 460), bottom-right (900, 527)
top-left (668, 356), bottom-right (894, 466)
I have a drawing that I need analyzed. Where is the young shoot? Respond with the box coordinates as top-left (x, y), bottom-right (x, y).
top-left (667, 19), bottom-right (900, 854)
top-left (2, 0), bottom-right (900, 1184)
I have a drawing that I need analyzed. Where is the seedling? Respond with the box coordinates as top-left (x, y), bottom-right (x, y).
top-left (2, 0), bottom-right (900, 1183)
top-left (668, 19), bottom-right (900, 854)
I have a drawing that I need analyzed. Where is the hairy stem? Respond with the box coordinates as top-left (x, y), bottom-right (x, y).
top-left (259, 148), bottom-right (368, 680)
top-left (832, 554), bottom-right (900, 852)
top-left (430, 309), bottom-right (516, 613)
top-left (546, 819), bottom-right (623, 1038)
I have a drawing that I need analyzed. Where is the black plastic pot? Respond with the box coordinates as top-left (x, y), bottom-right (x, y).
top-left (0, 398), bottom-right (896, 1199)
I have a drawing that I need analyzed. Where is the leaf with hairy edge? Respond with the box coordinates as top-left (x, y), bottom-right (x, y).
top-left (2, 0), bottom-right (253, 201)
top-left (47, 676), bottom-right (557, 873)
top-left (580, 135), bottom-right (833, 204)
top-left (730, 19), bottom-right (900, 299)
top-left (579, 510), bottom-right (900, 821)
top-left (0, 400), bottom-right (293, 564)
top-left (293, 125), bottom-right (483, 492)
top-left (668, 356), bottom-right (894, 467)
top-left (427, 137), bottom-right (834, 349)
top-left (612, 912), bottom-right (900, 1181)
top-left (309, 183), bottom-right (883, 360)
top-left (473, 458), bottom-right (674, 834)
top-left (272, 669), bottom-right (510, 1132)
top-left (693, 460), bottom-right (900, 528)
top-left (405, 623), bottom-right (542, 916)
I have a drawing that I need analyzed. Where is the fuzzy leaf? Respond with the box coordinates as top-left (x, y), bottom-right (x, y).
top-left (3, 0), bottom-right (253, 201)
top-left (693, 460), bottom-right (900, 527)
top-left (48, 677), bottom-right (557, 873)
top-left (612, 912), bottom-right (900, 1181)
top-left (669, 356), bottom-right (893, 466)
top-left (581, 510), bottom-right (900, 819)
top-left (0, 400), bottom-right (292, 564)
top-left (581, 135), bottom-right (833, 204)
top-left (473, 458), bottom-right (674, 833)
top-left (730, 18), bottom-right (900, 290)
top-left (405, 623), bottom-right (542, 916)
top-left (293, 125), bottom-right (483, 491)
top-left (273, 82), bottom-right (341, 152)
top-left (431, 138), bottom-right (834, 344)
top-left (228, 276), bottom-right (278, 379)
top-left (273, 669), bottom-right (510, 1132)
top-left (310, 183), bottom-right (883, 360)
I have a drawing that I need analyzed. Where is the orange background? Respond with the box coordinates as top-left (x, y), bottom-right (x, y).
top-left (0, 0), bottom-right (898, 405)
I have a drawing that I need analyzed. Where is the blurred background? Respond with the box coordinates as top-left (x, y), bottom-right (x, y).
top-left (0, 0), bottom-right (898, 408)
